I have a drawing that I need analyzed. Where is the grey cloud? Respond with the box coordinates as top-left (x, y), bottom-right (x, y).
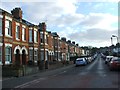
top-left (80, 14), bottom-right (104, 26)
top-left (68, 28), bottom-right (117, 42)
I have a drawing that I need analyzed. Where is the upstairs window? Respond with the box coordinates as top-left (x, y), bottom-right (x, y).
top-left (5, 20), bottom-right (12, 36)
top-left (22, 27), bottom-right (26, 41)
top-left (16, 25), bottom-right (20, 39)
top-left (40, 33), bottom-right (44, 43)
top-left (34, 31), bottom-right (38, 42)
top-left (29, 29), bottom-right (32, 42)
top-left (45, 35), bottom-right (48, 44)
top-left (0, 46), bottom-right (2, 64)
top-left (0, 18), bottom-right (2, 35)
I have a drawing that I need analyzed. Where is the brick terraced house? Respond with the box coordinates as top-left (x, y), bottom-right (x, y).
top-left (0, 7), bottom-right (87, 72)
top-left (0, 8), bottom-right (42, 66)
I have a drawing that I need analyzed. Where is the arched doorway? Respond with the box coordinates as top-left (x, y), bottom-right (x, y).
top-left (22, 50), bottom-right (26, 65)
top-left (15, 49), bottom-right (20, 65)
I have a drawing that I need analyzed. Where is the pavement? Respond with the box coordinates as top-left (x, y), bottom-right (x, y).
top-left (2, 62), bottom-right (73, 80)
top-left (2, 64), bottom-right (75, 88)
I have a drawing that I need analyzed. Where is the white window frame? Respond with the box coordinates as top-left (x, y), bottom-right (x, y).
top-left (5, 46), bottom-right (12, 65)
top-left (34, 31), bottom-right (37, 43)
top-left (40, 51), bottom-right (44, 61)
top-left (29, 49), bottom-right (33, 61)
top-left (0, 46), bottom-right (2, 65)
top-left (5, 19), bottom-right (12, 37)
top-left (29, 29), bottom-right (32, 42)
top-left (22, 27), bottom-right (26, 41)
top-left (40, 33), bottom-right (44, 43)
top-left (16, 25), bottom-right (20, 40)
top-left (34, 50), bottom-right (38, 63)
top-left (0, 17), bottom-right (2, 36)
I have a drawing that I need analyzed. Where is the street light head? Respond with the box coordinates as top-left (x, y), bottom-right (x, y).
top-left (112, 35), bottom-right (117, 37)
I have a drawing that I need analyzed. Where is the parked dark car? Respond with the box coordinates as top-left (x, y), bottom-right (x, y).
top-left (108, 57), bottom-right (120, 71)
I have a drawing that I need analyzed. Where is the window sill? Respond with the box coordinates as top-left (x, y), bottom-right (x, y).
top-left (5, 35), bottom-right (13, 38)
top-left (0, 62), bottom-right (2, 65)
top-left (16, 38), bottom-right (20, 41)
top-left (22, 40), bottom-right (26, 42)
top-left (29, 41), bottom-right (33, 43)
top-left (0, 34), bottom-right (3, 36)
top-left (34, 41), bottom-right (38, 43)
top-left (5, 61), bottom-right (12, 65)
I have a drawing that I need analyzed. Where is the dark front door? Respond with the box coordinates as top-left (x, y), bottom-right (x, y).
top-left (15, 49), bottom-right (20, 65)
top-left (22, 50), bottom-right (26, 65)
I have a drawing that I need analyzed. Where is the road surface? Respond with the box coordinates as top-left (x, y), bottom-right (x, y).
top-left (2, 55), bottom-right (120, 89)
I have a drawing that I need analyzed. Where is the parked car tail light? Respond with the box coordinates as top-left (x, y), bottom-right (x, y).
top-left (110, 61), bottom-right (113, 64)
top-left (110, 61), bottom-right (116, 64)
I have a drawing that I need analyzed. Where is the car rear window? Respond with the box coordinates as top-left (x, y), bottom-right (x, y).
top-left (78, 59), bottom-right (83, 61)
top-left (76, 59), bottom-right (84, 61)
top-left (117, 59), bottom-right (120, 61)
top-left (113, 59), bottom-right (120, 61)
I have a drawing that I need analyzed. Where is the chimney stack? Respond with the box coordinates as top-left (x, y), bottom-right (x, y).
top-left (11, 7), bottom-right (22, 20)
top-left (68, 40), bottom-right (71, 43)
top-left (76, 44), bottom-right (79, 46)
top-left (72, 41), bottom-right (75, 45)
top-left (61, 37), bottom-right (66, 42)
top-left (38, 22), bottom-right (46, 32)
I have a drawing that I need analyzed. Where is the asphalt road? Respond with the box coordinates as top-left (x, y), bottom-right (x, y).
top-left (2, 55), bottom-right (120, 89)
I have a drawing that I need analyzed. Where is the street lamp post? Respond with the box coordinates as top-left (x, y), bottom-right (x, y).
top-left (111, 35), bottom-right (119, 57)
top-left (111, 37), bottom-right (113, 45)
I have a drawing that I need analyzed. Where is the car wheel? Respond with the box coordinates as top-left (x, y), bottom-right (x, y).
top-left (109, 67), bottom-right (113, 71)
top-left (75, 65), bottom-right (78, 67)
top-left (105, 61), bottom-right (107, 64)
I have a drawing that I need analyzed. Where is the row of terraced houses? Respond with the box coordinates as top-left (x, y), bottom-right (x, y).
top-left (0, 8), bottom-right (87, 68)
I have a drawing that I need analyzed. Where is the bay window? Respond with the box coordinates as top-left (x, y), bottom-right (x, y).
top-left (34, 50), bottom-right (38, 63)
top-left (5, 47), bottom-right (12, 64)
top-left (29, 49), bottom-right (33, 61)
top-left (41, 51), bottom-right (44, 61)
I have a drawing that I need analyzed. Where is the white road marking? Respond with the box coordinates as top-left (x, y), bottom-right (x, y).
top-left (59, 71), bottom-right (66, 74)
top-left (15, 77), bottom-right (46, 88)
top-left (78, 71), bottom-right (88, 75)
top-left (97, 58), bottom-right (107, 77)
top-left (97, 71), bottom-right (107, 77)
top-left (98, 58), bottom-right (104, 70)
top-left (52, 71), bottom-right (67, 77)
top-left (53, 75), bottom-right (57, 77)
top-left (86, 58), bottom-right (98, 71)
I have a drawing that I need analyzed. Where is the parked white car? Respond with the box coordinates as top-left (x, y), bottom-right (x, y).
top-left (75, 58), bottom-right (87, 66)
top-left (105, 56), bottom-right (114, 64)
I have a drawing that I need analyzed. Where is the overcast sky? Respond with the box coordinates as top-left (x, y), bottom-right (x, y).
top-left (1, 0), bottom-right (119, 48)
